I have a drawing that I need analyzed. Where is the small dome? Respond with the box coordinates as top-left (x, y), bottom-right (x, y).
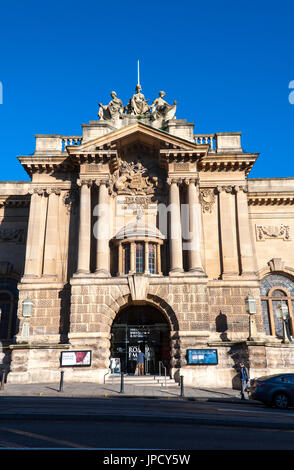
top-left (115, 219), bottom-right (165, 240)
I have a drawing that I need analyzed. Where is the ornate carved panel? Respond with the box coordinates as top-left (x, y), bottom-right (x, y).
top-left (199, 189), bottom-right (216, 213)
top-left (256, 224), bottom-right (291, 241)
top-left (0, 228), bottom-right (26, 243)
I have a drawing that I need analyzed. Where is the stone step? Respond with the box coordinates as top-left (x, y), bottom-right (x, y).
top-left (105, 375), bottom-right (178, 387)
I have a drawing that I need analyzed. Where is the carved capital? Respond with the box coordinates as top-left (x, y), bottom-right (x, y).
top-left (167, 177), bottom-right (182, 186)
top-left (216, 185), bottom-right (234, 194)
top-left (184, 177), bottom-right (198, 186)
top-left (77, 179), bottom-right (92, 188)
top-left (234, 185), bottom-right (248, 193)
top-left (46, 187), bottom-right (61, 196)
top-left (28, 187), bottom-right (46, 196)
top-left (95, 178), bottom-right (110, 187)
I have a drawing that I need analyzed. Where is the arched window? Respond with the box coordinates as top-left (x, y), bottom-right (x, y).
top-left (260, 274), bottom-right (294, 338)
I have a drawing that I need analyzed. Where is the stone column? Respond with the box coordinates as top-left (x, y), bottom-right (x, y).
top-left (43, 188), bottom-right (60, 277)
top-left (217, 185), bottom-right (239, 278)
top-left (168, 178), bottom-right (183, 274)
top-left (23, 189), bottom-right (47, 278)
top-left (95, 180), bottom-right (110, 276)
top-left (186, 178), bottom-right (204, 273)
top-left (76, 180), bottom-right (91, 274)
top-left (235, 185), bottom-right (257, 276)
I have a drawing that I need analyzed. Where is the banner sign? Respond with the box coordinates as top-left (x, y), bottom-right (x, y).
top-left (110, 357), bottom-right (121, 374)
top-left (187, 349), bottom-right (218, 365)
top-left (60, 350), bottom-right (92, 367)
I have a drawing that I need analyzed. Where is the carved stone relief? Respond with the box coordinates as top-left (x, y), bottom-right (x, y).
top-left (110, 159), bottom-right (164, 197)
top-left (199, 189), bottom-right (216, 213)
top-left (268, 258), bottom-right (285, 272)
top-left (0, 228), bottom-right (26, 243)
top-left (256, 224), bottom-right (291, 241)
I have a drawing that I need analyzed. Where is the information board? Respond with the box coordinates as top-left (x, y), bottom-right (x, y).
top-left (60, 350), bottom-right (92, 367)
top-left (187, 349), bottom-right (218, 365)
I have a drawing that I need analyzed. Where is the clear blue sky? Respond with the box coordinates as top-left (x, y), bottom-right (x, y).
top-left (0, 0), bottom-right (293, 181)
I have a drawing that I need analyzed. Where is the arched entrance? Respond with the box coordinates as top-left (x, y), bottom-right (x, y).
top-left (110, 304), bottom-right (171, 375)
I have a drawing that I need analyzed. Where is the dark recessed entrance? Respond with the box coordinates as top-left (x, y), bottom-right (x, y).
top-left (110, 304), bottom-right (171, 375)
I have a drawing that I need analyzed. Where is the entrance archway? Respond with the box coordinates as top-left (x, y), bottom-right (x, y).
top-left (110, 304), bottom-right (171, 375)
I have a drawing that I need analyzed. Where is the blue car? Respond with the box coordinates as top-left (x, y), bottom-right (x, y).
top-left (249, 374), bottom-right (294, 409)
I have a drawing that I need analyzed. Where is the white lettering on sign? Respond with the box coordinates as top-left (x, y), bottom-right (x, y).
top-left (192, 354), bottom-right (205, 360)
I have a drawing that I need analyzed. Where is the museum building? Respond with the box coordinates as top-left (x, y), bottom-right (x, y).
top-left (1, 85), bottom-right (294, 387)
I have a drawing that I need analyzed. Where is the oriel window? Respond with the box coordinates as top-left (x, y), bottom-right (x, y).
top-left (148, 243), bottom-right (156, 274)
top-left (135, 242), bottom-right (145, 273)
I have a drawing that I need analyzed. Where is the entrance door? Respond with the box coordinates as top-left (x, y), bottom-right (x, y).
top-left (110, 305), bottom-right (170, 375)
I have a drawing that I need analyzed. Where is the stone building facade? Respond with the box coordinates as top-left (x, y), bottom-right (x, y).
top-left (1, 87), bottom-right (294, 387)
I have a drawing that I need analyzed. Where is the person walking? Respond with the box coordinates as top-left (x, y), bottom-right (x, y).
top-left (136, 349), bottom-right (146, 376)
top-left (240, 362), bottom-right (250, 400)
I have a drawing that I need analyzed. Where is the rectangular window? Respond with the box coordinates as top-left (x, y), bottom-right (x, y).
top-left (123, 244), bottom-right (130, 274)
top-left (148, 243), bottom-right (156, 274)
top-left (135, 242), bottom-right (144, 273)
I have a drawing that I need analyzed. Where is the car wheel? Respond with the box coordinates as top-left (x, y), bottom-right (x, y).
top-left (273, 392), bottom-right (289, 409)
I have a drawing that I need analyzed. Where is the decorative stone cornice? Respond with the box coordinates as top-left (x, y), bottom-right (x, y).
top-left (197, 153), bottom-right (258, 176)
top-left (248, 194), bottom-right (294, 206)
top-left (18, 155), bottom-right (78, 177)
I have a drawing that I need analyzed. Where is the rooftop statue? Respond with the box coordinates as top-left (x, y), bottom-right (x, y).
top-left (125, 84), bottom-right (150, 116)
top-left (98, 91), bottom-right (124, 121)
top-left (151, 91), bottom-right (177, 121)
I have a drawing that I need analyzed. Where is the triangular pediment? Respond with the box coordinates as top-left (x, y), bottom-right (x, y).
top-left (67, 121), bottom-right (208, 155)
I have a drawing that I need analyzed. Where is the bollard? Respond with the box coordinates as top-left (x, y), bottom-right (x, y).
top-left (180, 375), bottom-right (184, 397)
top-left (59, 371), bottom-right (64, 392)
top-left (120, 371), bottom-right (124, 394)
top-left (0, 370), bottom-right (5, 391)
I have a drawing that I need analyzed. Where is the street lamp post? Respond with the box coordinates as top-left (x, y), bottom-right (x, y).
top-left (245, 294), bottom-right (258, 341)
top-left (276, 303), bottom-right (290, 344)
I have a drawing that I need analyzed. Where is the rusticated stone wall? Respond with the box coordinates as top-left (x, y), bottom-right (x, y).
top-left (16, 283), bottom-right (70, 344)
top-left (208, 284), bottom-right (264, 340)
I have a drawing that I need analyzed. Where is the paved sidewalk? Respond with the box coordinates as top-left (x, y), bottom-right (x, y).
top-left (0, 381), bottom-right (253, 404)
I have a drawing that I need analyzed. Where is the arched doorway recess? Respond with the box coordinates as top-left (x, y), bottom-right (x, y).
top-left (110, 304), bottom-right (171, 375)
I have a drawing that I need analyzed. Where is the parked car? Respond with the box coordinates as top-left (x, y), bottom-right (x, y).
top-left (249, 374), bottom-right (294, 409)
